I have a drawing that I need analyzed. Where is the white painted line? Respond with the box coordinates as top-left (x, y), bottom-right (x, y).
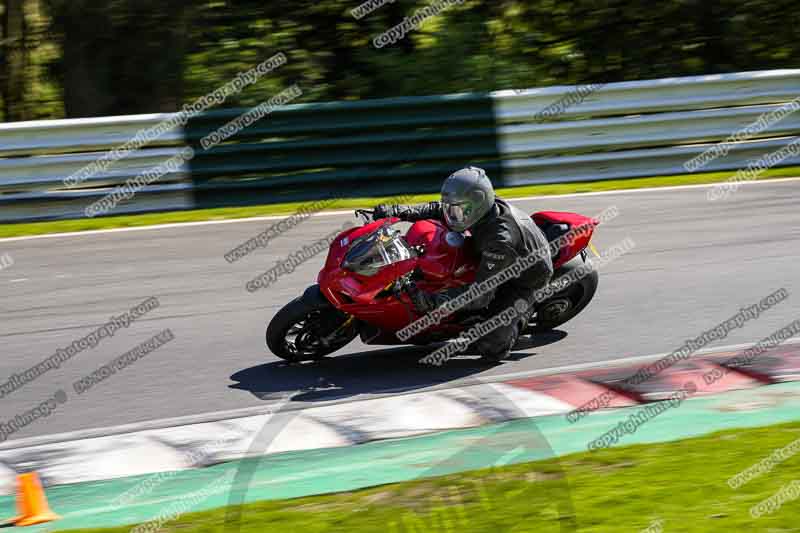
top-left (0, 462), bottom-right (15, 495)
top-left (8, 278), bottom-right (27, 283)
top-left (0, 213), bottom-right (353, 243)
top-left (0, 383), bottom-right (579, 491)
top-left (0, 177), bottom-right (797, 244)
top-left (4, 338), bottom-right (795, 453)
top-left (508, 176), bottom-right (800, 203)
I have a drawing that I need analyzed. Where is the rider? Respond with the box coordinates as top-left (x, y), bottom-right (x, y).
top-left (373, 166), bottom-right (554, 361)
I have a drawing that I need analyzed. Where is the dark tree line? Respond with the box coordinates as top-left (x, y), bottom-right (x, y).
top-left (1, 0), bottom-right (798, 121)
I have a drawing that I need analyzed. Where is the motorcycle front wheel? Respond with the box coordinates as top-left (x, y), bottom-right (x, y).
top-left (266, 285), bottom-right (358, 362)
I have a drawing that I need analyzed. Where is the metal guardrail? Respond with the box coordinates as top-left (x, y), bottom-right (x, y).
top-left (502, 137), bottom-right (800, 186)
top-left (0, 69), bottom-right (798, 222)
top-left (0, 114), bottom-right (184, 157)
top-left (496, 69), bottom-right (800, 121)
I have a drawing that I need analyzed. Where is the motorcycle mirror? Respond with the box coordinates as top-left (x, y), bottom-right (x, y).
top-left (354, 209), bottom-right (374, 224)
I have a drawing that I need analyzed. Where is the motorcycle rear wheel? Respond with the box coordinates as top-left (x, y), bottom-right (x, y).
top-left (530, 256), bottom-right (598, 332)
top-left (266, 285), bottom-right (358, 362)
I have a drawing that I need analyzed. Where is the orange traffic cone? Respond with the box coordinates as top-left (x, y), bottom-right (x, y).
top-left (13, 472), bottom-right (60, 526)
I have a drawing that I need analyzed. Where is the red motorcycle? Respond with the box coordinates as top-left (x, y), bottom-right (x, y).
top-left (267, 209), bottom-right (600, 362)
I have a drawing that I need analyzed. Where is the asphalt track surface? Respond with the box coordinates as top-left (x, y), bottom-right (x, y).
top-left (1, 179), bottom-right (799, 442)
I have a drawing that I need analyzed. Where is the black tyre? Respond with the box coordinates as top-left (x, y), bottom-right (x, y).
top-left (266, 285), bottom-right (358, 362)
top-left (530, 256), bottom-right (598, 332)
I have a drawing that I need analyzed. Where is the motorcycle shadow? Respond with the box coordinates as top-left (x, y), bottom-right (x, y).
top-left (229, 330), bottom-right (567, 403)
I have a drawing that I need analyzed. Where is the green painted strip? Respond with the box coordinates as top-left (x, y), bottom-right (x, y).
top-left (3, 381), bottom-right (800, 531)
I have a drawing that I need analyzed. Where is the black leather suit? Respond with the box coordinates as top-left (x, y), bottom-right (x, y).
top-left (394, 198), bottom-right (554, 357)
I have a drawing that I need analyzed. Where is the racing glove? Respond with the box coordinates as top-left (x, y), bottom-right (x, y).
top-left (374, 202), bottom-right (443, 222)
top-left (373, 204), bottom-right (399, 220)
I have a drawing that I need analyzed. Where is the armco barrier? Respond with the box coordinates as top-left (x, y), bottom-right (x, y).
top-left (0, 69), bottom-right (798, 222)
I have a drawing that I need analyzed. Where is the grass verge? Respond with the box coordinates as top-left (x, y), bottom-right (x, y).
top-left (1, 167), bottom-right (798, 239)
top-left (66, 420), bottom-right (800, 532)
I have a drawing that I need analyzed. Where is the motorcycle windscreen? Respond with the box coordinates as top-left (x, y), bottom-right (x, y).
top-left (342, 228), bottom-right (415, 276)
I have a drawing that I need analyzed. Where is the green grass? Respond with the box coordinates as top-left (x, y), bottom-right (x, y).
top-left (1, 167), bottom-right (798, 239)
top-left (66, 420), bottom-right (800, 532)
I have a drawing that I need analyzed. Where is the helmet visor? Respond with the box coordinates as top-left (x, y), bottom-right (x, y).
top-left (444, 201), bottom-right (473, 230)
